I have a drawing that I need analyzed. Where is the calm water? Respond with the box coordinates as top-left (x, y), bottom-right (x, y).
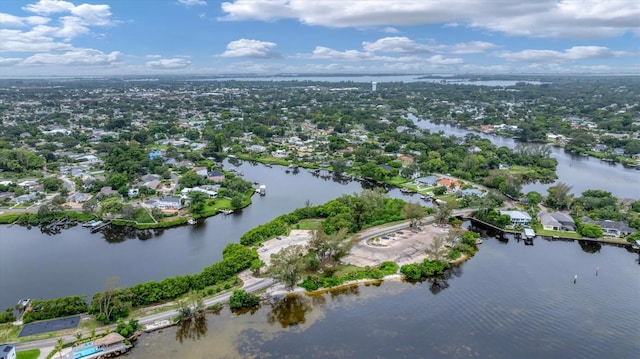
top-left (1, 123), bottom-right (638, 308)
top-left (411, 115), bottom-right (640, 199)
top-left (0, 162), bottom-right (416, 309)
top-left (195, 75), bottom-right (540, 86)
top-left (128, 235), bottom-right (640, 359)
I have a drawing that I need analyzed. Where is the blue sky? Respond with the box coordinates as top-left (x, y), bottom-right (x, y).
top-left (0, 0), bottom-right (638, 76)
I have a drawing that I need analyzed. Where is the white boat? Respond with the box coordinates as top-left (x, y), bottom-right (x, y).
top-left (187, 218), bottom-right (196, 225)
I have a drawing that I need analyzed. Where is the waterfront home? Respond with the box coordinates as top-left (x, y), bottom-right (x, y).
top-left (538, 212), bottom-right (576, 231)
top-left (146, 196), bottom-right (183, 211)
top-left (94, 332), bottom-right (128, 353)
top-left (415, 176), bottom-right (438, 187)
top-left (580, 217), bottom-right (637, 238)
top-left (436, 178), bottom-right (461, 192)
top-left (0, 344), bottom-right (16, 359)
top-left (500, 210), bottom-right (532, 225)
top-left (207, 170), bottom-right (225, 183)
top-left (457, 189), bottom-right (485, 198)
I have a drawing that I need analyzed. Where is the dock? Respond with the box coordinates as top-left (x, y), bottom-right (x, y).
top-left (523, 227), bottom-right (536, 239)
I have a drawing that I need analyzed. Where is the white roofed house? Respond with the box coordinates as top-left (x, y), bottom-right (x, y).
top-left (145, 196), bottom-right (183, 211)
top-left (500, 210), bottom-right (532, 225)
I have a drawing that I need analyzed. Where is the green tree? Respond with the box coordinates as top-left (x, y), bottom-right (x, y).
top-left (545, 182), bottom-right (573, 210)
top-left (267, 245), bottom-right (307, 290)
top-left (434, 202), bottom-right (453, 225)
top-left (402, 202), bottom-right (425, 228)
top-left (229, 290), bottom-right (260, 309)
top-left (580, 223), bottom-right (603, 238)
top-left (307, 227), bottom-right (349, 265)
top-left (41, 177), bottom-right (63, 192)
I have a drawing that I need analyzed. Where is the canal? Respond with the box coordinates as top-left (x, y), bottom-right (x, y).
top-left (128, 232), bottom-right (640, 359)
top-left (410, 114), bottom-right (640, 199)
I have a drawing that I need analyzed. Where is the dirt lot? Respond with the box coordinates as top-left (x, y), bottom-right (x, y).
top-left (257, 224), bottom-right (453, 269)
top-left (257, 229), bottom-right (313, 265)
top-left (343, 224), bottom-right (451, 267)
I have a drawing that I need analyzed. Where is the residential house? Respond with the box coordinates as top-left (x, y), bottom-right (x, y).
top-left (0, 344), bottom-right (16, 359)
top-left (580, 217), bottom-right (637, 237)
top-left (207, 170), bottom-right (225, 183)
top-left (500, 210), bottom-right (532, 225)
top-left (457, 189), bottom-right (485, 198)
top-left (146, 196), bottom-right (182, 210)
top-left (128, 188), bottom-right (140, 198)
top-left (415, 176), bottom-right (438, 187)
top-left (436, 178), bottom-right (461, 192)
top-left (67, 192), bottom-right (91, 204)
top-left (248, 144), bottom-right (267, 153)
top-left (99, 186), bottom-right (119, 197)
top-left (538, 212), bottom-right (576, 231)
top-left (11, 193), bottom-right (38, 204)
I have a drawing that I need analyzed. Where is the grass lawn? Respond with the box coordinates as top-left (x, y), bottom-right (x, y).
top-left (385, 176), bottom-right (411, 187)
top-left (532, 224), bottom-right (583, 239)
top-left (17, 349), bottom-right (40, 359)
top-left (134, 208), bottom-right (155, 224)
top-left (295, 219), bottom-right (324, 230)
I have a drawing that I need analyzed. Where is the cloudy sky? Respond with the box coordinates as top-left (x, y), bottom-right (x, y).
top-left (1, 0), bottom-right (638, 76)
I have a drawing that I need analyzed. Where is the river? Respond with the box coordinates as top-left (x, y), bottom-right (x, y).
top-left (409, 114), bottom-right (640, 199)
top-left (128, 232), bottom-right (640, 359)
top-left (1, 119), bottom-right (638, 309)
top-left (0, 162), bottom-right (416, 310)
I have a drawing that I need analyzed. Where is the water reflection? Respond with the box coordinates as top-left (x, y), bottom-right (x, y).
top-left (578, 240), bottom-right (602, 253)
top-left (175, 313), bottom-right (208, 343)
top-left (266, 294), bottom-right (313, 328)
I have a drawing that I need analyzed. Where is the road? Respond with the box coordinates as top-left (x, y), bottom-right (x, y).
top-left (14, 275), bottom-right (275, 352)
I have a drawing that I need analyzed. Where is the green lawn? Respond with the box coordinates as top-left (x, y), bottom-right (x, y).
top-left (296, 219), bottom-right (324, 230)
top-left (134, 208), bottom-right (155, 224)
top-left (17, 349), bottom-right (40, 359)
top-left (532, 224), bottom-right (583, 239)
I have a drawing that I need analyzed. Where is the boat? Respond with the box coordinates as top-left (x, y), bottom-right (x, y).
top-left (475, 239), bottom-right (483, 245)
top-left (258, 185), bottom-right (266, 196)
top-left (144, 320), bottom-right (173, 332)
top-left (219, 209), bottom-right (234, 215)
top-left (187, 218), bottom-right (196, 225)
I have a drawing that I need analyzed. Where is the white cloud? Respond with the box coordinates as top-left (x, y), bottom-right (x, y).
top-left (0, 57), bottom-right (23, 66)
top-left (311, 46), bottom-right (372, 61)
top-left (20, 48), bottom-right (121, 66)
top-left (499, 46), bottom-right (628, 62)
top-left (177, 0), bottom-right (207, 6)
top-left (381, 26), bottom-right (399, 34)
top-left (219, 0), bottom-right (640, 39)
top-left (446, 41), bottom-right (499, 54)
top-left (23, 0), bottom-right (75, 15)
top-left (0, 13), bottom-right (50, 27)
top-left (0, 28), bottom-right (73, 52)
top-left (362, 37), bottom-right (432, 54)
top-left (220, 38), bottom-right (281, 58)
top-left (146, 58), bottom-right (192, 69)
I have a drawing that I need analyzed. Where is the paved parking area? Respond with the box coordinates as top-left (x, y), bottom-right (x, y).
top-left (257, 230), bottom-right (313, 265)
top-left (19, 316), bottom-right (80, 337)
top-left (344, 224), bottom-right (451, 267)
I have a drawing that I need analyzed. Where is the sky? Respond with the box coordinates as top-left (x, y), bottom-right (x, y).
top-left (0, 0), bottom-right (638, 76)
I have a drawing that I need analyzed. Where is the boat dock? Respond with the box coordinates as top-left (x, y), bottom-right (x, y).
top-left (83, 220), bottom-right (110, 233)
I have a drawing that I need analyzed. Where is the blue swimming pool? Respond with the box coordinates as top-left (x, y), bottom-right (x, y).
top-left (74, 345), bottom-right (102, 359)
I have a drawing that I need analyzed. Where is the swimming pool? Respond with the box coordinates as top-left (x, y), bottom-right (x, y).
top-left (73, 345), bottom-right (102, 359)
